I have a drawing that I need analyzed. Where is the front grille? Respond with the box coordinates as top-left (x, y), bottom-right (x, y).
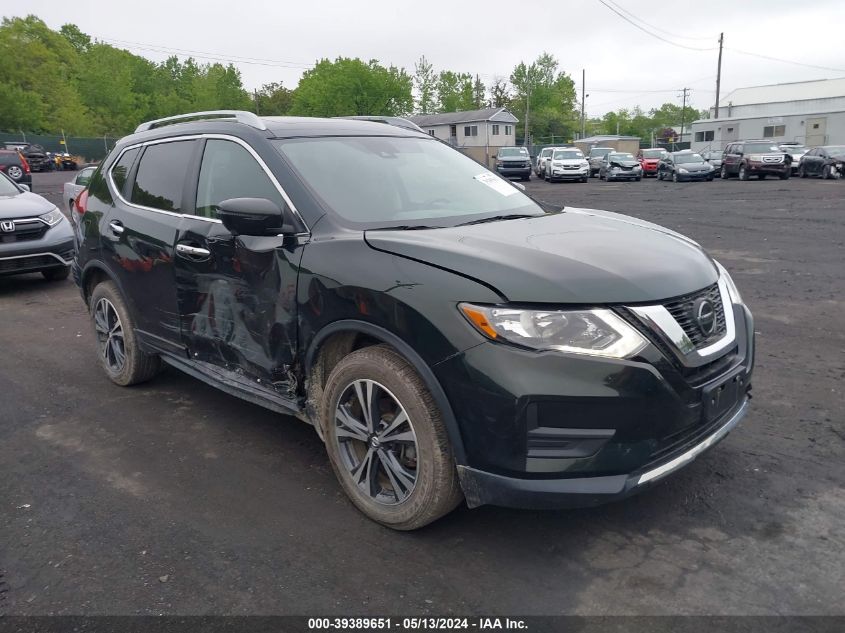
top-left (762, 155), bottom-right (783, 163)
top-left (0, 254), bottom-right (59, 273)
top-left (663, 283), bottom-right (726, 349)
top-left (0, 220), bottom-right (48, 242)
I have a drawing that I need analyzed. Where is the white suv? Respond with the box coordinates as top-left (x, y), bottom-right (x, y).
top-left (535, 147), bottom-right (553, 177)
top-left (544, 147), bottom-right (589, 183)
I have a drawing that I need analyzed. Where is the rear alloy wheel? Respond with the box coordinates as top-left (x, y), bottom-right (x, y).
top-left (322, 345), bottom-right (463, 530)
top-left (7, 165), bottom-right (23, 181)
top-left (90, 281), bottom-right (160, 386)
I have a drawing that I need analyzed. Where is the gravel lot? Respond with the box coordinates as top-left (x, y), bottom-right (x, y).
top-left (1, 170), bottom-right (843, 616)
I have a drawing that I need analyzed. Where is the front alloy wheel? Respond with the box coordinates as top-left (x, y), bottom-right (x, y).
top-left (322, 345), bottom-right (463, 529)
top-left (334, 379), bottom-right (418, 505)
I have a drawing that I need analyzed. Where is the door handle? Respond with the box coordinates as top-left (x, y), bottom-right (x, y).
top-left (109, 220), bottom-right (124, 235)
top-left (175, 243), bottom-right (211, 258)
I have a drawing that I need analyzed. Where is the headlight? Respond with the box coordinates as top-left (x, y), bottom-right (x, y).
top-left (459, 304), bottom-right (648, 359)
top-left (714, 261), bottom-right (742, 304)
top-left (39, 207), bottom-right (64, 226)
top-left (678, 168), bottom-right (689, 174)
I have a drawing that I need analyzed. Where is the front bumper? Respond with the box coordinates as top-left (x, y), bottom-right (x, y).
top-left (677, 171), bottom-right (713, 181)
top-left (607, 170), bottom-right (642, 180)
top-left (497, 165), bottom-right (532, 178)
top-left (747, 162), bottom-right (789, 176)
top-left (550, 167), bottom-right (589, 180)
top-left (458, 398), bottom-right (748, 508)
top-left (435, 302), bottom-right (754, 509)
top-left (0, 219), bottom-right (75, 276)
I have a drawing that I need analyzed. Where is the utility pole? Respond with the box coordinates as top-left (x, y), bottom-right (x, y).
top-left (253, 89), bottom-right (260, 115)
top-left (580, 68), bottom-right (586, 139)
top-left (715, 33), bottom-right (724, 118)
top-left (679, 87), bottom-right (690, 149)
top-left (524, 84), bottom-right (530, 148)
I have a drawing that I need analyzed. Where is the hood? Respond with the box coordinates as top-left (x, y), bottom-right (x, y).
top-left (679, 162), bottom-right (711, 172)
top-left (610, 159), bottom-right (639, 168)
top-left (0, 191), bottom-right (56, 220)
top-left (365, 208), bottom-right (717, 304)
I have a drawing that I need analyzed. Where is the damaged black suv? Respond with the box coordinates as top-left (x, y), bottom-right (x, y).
top-left (74, 111), bottom-right (754, 529)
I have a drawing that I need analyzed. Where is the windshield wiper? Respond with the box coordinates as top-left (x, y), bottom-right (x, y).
top-left (455, 214), bottom-right (540, 226)
top-left (367, 224), bottom-right (444, 231)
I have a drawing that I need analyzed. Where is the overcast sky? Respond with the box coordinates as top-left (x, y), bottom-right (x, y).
top-left (10, 0), bottom-right (845, 116)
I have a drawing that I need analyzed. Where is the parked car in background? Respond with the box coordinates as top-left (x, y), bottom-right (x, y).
top-left (599, 152), bottom-right (642, 181)
top-left (702, 150), bottom-right (723, 171)
top-left (721, 140), bottom-right (790, 180)
top-left (73, 110), bottom-right (753, 529)
top-left (60, 153), bottom-right (78, 171)
top-left (658, 151), bottom-right (715, 182)
top-left (544, 147), bottom-right (589, 182)
top-left (637, 148), bottom-right (666, 177)
top-left (778, 143), bottom-right (807, 174)
top-left (535, 147), bottom-right (553, 177)
top-left (0, 171), bottom-right (74, 281)
top-left (587, 147), bottom-right (614, 177)
top-left (63, 166), bottom-right (96, 230)
top-left (495, 146), bottom-right (532, 180)
top-left (798, 146), bottom-right (845, 179)
top-left (15, 143), bottom-right (52, 172)
top-left (0, 150), bottom-right (32, 189)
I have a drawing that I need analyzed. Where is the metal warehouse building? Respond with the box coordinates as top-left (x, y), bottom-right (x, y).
top-left (690, 77), bottom-right (845, 153)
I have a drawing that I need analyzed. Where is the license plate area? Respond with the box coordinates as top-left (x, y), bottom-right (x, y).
top-left (703, 368), bottom-right (746, 424)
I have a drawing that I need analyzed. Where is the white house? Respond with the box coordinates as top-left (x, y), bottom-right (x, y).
top-left (409, 107), bottom-right (519, 167)
top-left (690, 77), bottom-right (845, 152)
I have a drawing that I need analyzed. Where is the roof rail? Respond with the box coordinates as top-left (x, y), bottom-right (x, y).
top-left (337, 116), bottom-right (424, 134)
top-left (134, 110), bottom-right (267, 134)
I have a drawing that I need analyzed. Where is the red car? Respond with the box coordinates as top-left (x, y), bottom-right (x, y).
top-left (637, 148), bottom-right (667, 177)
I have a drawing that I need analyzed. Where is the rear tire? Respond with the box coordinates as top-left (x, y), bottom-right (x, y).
top-left (322, 345), bottom-right (463, 530)
top-left (42, 267), bottom-right (70, 281)
top-left (89, 281), bottom-right (161, 386)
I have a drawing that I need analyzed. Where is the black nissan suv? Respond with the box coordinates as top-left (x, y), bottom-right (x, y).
top-left (73, 111), bottom-right (754, 529)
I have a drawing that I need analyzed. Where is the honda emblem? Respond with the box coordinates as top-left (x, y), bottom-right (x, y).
top-left (0, 220), bottom-right (15, 233)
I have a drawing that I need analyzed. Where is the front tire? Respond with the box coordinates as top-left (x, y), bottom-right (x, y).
top-left (739, 164), bottom-right (749, 181)
top-left (672, 172), bottom-right (679, 183)
top-left (322, 345), bottom-right (463, 530)
top-left (89, 281), bottom-right (161, 386)
top-left (822, 165), bottom-right (833, 180)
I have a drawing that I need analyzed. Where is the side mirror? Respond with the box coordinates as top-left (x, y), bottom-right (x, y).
top-left (18, 183), bottom-right (30, 192)
top-left (217, 197), bottom-right (295, 236)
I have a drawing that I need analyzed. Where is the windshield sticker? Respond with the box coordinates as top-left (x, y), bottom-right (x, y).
top-left (474, 172), bottom-right (519, 197)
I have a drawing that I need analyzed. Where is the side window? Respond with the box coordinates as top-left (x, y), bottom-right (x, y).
top-left (130, 141), bottom-right (196, 212)
top-left (110, 147), bottom-right (140, 195)
top-left (195, 140), bottom-right (283, 219)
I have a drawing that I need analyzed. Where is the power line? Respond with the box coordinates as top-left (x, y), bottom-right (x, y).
top-left (727, 47), bottom-right (845, 73)
top-left (595, 0), bottom-right (718, 52)
top-left (94, 36), bottom-right (315, 69)
top-left (603, 0), bottom-right (717, 41)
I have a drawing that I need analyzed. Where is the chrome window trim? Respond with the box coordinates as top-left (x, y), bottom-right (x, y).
top-left (107, 133), bottom-right (308, 231)
top-left (627, 277), bottom-right (737, 365)
top-left (0, 251), bottom-right (72, 264)
top-left (637, 397), bottom-right (748, 485)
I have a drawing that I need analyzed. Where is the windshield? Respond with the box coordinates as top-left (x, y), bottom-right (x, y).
top-left (675, 153), bottom-right (705, 164)
top-left (589, 148), bottom-right (612, 158)
top-left (608, 153), bottom-right (634, 161)
top-left (0, 172), bottom-right (22, 196)
top-left (274, 136), bottom-right (546, 228)
top-left (744, 143), bottom-right (781, 153)
top-left (553, 150), bottom-right (583, 160)
top-left (641, 149), bottom-right (665, 159)
top-left (498, 147), bottom-right (529, 157)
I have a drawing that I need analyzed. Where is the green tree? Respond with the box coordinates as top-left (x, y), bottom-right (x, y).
top-left (509, 52), bottom-right (578, 142)
top-left (472, 74), bottom-right (487, 108)
top-left (489, 78), bottom-right (511, 108)
top-left (413, 55), bottom-right (437, 114)
top-left (255, 82), bottom-right (293, 116)
top-left (59, 23), bottom-right (91, 54)
top-left (436, 70), bottom-right (474, 112)
top-left (290, 57), bottom-right (413, 117)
